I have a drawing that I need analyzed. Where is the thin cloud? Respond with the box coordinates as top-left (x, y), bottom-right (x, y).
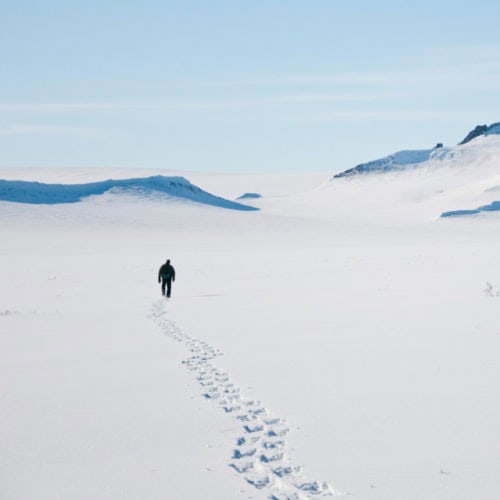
top-left (201, 60), bottom-right (500, 90)
top-left (0, 103), bottom-right (132, 112)
top-left (171, 108), bottom-right (484, 125)
top-left (201, 73), bottom-right (390, 87)
top-left (0, 92), bottom-right (396, 114)
top-left (293, 109), bottom-right (480, 122)
top-left (0, 124), bottom-right (95, 135)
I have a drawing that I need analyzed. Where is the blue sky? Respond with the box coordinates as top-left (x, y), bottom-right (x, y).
top-left (1, 1), bottom-right (500, 173)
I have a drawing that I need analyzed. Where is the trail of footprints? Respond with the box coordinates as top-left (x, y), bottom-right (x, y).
top-left (152, 301), bottom-right (336, 499)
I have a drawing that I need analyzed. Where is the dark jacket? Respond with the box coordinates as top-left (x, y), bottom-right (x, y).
top-left (158, 263), bottom-right (175, 281)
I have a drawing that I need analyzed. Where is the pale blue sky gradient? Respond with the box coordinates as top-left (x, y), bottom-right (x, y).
top-left (1, 1), bottom-right (500, 173)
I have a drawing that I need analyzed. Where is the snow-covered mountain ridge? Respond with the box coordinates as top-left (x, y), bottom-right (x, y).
top-left (333, 146), bottom-right (448, 178)
top-left (0, 175), bottom-right (258, 211)
top-left (458, 121), bottom-right (500, 145)
top-left (333, 121), bottom-right (500, 179)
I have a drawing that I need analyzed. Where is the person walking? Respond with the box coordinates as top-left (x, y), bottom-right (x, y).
top-left (158, 259), bottom-right (176, 297)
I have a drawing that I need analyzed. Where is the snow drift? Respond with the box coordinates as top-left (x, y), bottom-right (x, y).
top-left (441, 200), bottom-right (500, 217)
top-left (0, 175), bottom-right (258, 211)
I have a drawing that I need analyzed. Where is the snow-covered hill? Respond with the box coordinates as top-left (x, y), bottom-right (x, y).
top-left (328, 123), bottom-right (500, 218)
top-left (333, 147), bottom-right (448, 178)
top-left (0, 175), bottom-right (258, 211)
top-left (333, 121), bottom-right (500, 179)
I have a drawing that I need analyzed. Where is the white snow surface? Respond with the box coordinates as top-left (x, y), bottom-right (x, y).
top-left (2, 135), bottom-right (500, 500)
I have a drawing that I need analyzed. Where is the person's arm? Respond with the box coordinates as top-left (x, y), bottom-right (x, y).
top-left (172, 267), bottom-right (176, 282)
top-left (158, 266), bottom-right (162, 283)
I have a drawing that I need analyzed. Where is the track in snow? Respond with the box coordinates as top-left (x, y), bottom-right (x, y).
top-left (151, 300), bottom-right (337, 499)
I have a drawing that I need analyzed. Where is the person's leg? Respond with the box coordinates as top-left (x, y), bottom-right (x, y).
top-left (166, 278), bottom-right (172, 297)
top-left (161, 278), bottom-right (166, 295)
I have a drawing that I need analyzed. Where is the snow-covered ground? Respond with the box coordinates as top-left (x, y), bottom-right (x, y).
top-left (2, 134), bottom-right (500, 499)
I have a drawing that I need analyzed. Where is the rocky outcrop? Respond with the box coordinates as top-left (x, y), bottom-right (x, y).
top-left (458, 122), bottom-right (500, 145)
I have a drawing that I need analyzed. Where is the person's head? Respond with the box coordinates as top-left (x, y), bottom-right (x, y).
top-left (166, 259), bottom-right (170, 264)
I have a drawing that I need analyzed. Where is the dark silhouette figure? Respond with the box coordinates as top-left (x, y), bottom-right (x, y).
top-left (158, 259), bottom-right (176, 297)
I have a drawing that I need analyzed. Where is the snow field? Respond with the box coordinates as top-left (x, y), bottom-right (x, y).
top-left (2, 138), bottom-right (500, 500)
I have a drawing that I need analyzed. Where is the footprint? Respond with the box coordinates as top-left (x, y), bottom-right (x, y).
top-left (245, 475), bottom-right (273, 489)
top-left (232, 447), bottom-right (257, 459)
top-left (230, 461), bottom-right (254, 474)
top-left (266, 427), bottom-right (289, 438)
top-left (272, 464), bottom-right (301, 478)
top-left (222, 405), bottom-right (241, 413)
top-left (263, 440), bottom-right (285, 450)
top-left (152, 301), bottom-right (336, 498)
top-left (264, 417), bottom-right (282, 426)
top-left (236, 413), bottom-right (258, 422)
top-left (259, 452), bottom-right (284, 463)
top-left (296, 481), bottom-right (334, 495)
top-left (244, 423), bottom-right (265, 433)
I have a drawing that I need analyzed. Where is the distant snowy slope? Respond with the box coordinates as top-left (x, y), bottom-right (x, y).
top-left (0, 175), bottom-right (258, 211)
top-left (272, 133), bottom-right (499, 222)
top-left (334, 121), bottom-right (500, 179)
top-left (0, 167), bottom-right (328, 202)
top-left (333, 147), bottom-right (447, 178)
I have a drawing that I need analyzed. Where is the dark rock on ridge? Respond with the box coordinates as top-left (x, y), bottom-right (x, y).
top-left (459, 122), bottom-right (500, 145)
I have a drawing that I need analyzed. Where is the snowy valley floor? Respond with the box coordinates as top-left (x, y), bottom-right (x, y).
top-left (1, 169), bottom-right (500, 499)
